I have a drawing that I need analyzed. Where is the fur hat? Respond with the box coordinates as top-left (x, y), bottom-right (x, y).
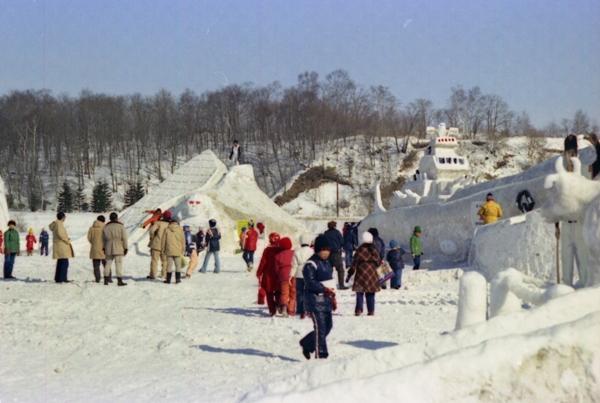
top-left (362, 231), bottom-right (374, 244)
top-left (314, 235), bottom-right (331, 252)
top-left (389, 239), bottom-right (399, 249)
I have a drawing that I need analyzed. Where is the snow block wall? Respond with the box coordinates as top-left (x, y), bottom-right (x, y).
top-left (468, 211), bottom-right (556, 282)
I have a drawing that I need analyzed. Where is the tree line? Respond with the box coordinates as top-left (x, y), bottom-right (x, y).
top-left (0, 69), bottom-right (595, 211)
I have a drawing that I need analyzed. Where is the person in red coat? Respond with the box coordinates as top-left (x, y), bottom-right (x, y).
top-left (256, 232), bottom-right (281, 316)
top-left (25, 228), bottom-right (37, 256)
top-left (275, 237), bottom-right (295, 317)
top-left (243, 222), bottom-right (259, 272)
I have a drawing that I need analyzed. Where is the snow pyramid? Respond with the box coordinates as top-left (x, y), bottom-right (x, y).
top-left (95, 150), bottom-right (307, 255)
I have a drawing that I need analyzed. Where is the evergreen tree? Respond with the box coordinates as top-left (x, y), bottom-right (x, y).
top-left (91, 180), bottom-right (113, 213)
top-left (57, 182), bottom-right (74, 213)
top-left (124, 181), bottom-right (145, 208)
top-left (74, 187), bottom-right (86, 211)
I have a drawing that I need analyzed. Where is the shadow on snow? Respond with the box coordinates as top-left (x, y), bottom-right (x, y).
top-left (193, 344), bottom-right (300, 362)
top-left (341, 339), bottom-right (399, 350)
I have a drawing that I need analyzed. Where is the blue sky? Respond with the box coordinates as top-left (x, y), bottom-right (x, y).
top-left (1, 0), bottom-right (598, 125)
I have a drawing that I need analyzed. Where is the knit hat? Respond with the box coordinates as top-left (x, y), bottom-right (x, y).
top-left (327, 221), bottom-right (337, 230)
top-left (269, 232), bottom-right (281, 246)
top-left (299, 233), bottom-right (312, 246)
top-left (414, 226), bottom-right (422, 234)
top-left (314, 235), bottom-right (331, 253)
top-left (279, 237), bottom-right (292, 250)
top-left (368, 227), bottom-right (379, 238)
top-left (209, 219), bottom-right (217, 228)
top-left (162, 210), bottom-right (172, 221)
top-left (362, 231), bottom-right (374, 244)
top-left (389, 239), bottom-right (399, 249)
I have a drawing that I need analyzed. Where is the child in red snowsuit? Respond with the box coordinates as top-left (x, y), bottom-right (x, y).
top-left (256, 233), bottom-right (281, 316)
top-left (275, 237), bottom-right (296, 316)
top-left (25, 229), bottom-right (37, 256)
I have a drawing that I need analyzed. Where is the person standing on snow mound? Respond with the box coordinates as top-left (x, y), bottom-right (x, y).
top-left (299, 235), bottom-right (336, 360)
top-left (147, 211), bottom-right (170, 280)
top-left (256, 232), bottom-right (281, 316)
top-left (478, 193), bottom-right (503, 225)
top-left (3, 220), bottom-right (20, 280)
top-left (49, 212), bottom-right (74, 283)
top-left (410, 226), bottom-right (424, 270)
top-left (103, 212), bottom-right (128, 287)
top-left (229, 140), bottom-right (242, 165)
top-left (162, 218), bottom-right (186, 284)
top-left (87, 215), bottom-right (106, 283)
top-left (200, 219), bottom-right (221, 274)
top-left (347, 232), bottom-right (382, 316)
top-left (556, 134), bottom-right (591, 287)
top-left (242, 221), bottom-right (259, 272)
top-left (324, 221), bottom-right (347, 290)
top-left (39, 227), bottom-right (49, 256)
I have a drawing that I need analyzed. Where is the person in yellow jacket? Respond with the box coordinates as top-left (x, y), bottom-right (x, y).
top-left (478, 193), bottom-right (503, 224)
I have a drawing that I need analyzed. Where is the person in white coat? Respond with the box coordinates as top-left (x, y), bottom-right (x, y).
top-left (558, 135), bottom-right (591, 288)
top-left (292, 234), bottom-right (314, 319)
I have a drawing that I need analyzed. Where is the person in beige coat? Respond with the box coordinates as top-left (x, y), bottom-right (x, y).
top-left (148, 211), bottom-right (171, 279)
top-left (87, 215), bottom-right (106, 283)
top-left (162, 219), bottom-right (185, 284)
top-left (103, 212), bottom-right (128, 286)
top-left (49, 212), bottom-right (74, 283)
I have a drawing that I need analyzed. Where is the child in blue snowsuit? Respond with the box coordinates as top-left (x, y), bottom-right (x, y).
top-left (39, 228), bottom-right (49, 256)
top-left (386, 240), bottom-right (406, 289)
top-left (299, 235), bottom-right (336, 360)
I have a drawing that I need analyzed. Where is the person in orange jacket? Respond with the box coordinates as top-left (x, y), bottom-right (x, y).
top-left (142, 208), bottom-right (162, 229)
top-left (478, 193), bottom-right (503, 224)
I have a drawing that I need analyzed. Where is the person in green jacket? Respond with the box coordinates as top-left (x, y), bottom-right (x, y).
top-left (3, 220), bottom-right (20, 279)
top-left (410, 226), bottom-right (423, 270)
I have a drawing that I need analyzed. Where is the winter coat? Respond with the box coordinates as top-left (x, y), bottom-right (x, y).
top-left (244, 228), bottom-right (259, 252)
top-left (410, 235), bottom-right (423, 256)
top-left (275, 249), bottom-right (294, 283)
top-left (4, 228), bottom-right (20, 254)
top-left (196, 231), bottom-right (205, 251)
top-left (386, 248), bottom-right (405, 272)
top-left (324, 228), bottom-right (343, 253)
top-left (343, 228), bottom-right (358, 251)
top-left (373, 236), bottom-right (386, 260)
top-left (229, 145), bottom-right (242, 162)
top-left (478, 200), bottom-right (503, 224)
top-left (87, 220), bottom-right (106, 260)
top-left (39, 230), bottom-right (49, 245)
top-left (49, 220), bottom-right (74, 260)
top-left (303, 256), bottom-right (334, 313)
top-left (206, 227), bottom-right (221, 252)
top-left (149, 220), bottom-right (169, 252)
top-left (103, 221), bottom-right (128, 257)
top-left (256, 246), bottom-right (280, 293)
top-left (292, 246), bottom-right (314, 279)
top-left (26, 234), bottom-right (37, 250)
top-left (348, 243), bottom-right (382, 293)
top-left (162, 222), bottom-right (185, 257)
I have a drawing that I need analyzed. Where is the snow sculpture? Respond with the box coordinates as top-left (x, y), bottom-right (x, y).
top-left (0, 176), bottom-right (10, 230)
top-left (455, 271), bottom-right (487, 330)
top-left (542, 156), bottom-right (600, 287)
top-left (489, 268), bottom-right (573, 318)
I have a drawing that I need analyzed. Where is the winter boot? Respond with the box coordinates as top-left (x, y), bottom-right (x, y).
top-left (108, 274), bottom-right (114, 283)
top-left (337, 271), bottom-right (348, 290)
top-left (104, 276), bottom-right (110, 286)
top-left (355, 309), bottom-right (363, 316)
top-left (367, 311), bottom-right (375, 316)
top-left (117, 277), bottom-right (127, 287)
top-left (299, 340), bottom-right (311, 360)
top-left (94, 267), bottom-right (101, 283)
top-left (163, 272), bottom-right (172, 284)
top-left (175, 272), bottom-right (182, 284)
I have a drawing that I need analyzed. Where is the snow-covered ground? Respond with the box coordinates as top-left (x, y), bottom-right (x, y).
top-left (0, 213), bottom-right (459, 402)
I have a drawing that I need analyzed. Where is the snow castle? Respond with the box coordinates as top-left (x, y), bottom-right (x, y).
top-left (361, 128), bottom-right (596, 281)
